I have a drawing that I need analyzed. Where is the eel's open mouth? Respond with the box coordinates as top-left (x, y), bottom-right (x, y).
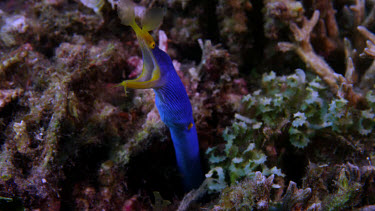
top-left (118, 35), bottom-right (162, 90)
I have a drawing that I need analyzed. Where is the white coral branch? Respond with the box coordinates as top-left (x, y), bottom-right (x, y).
top-left (358, 26), bottom-right (375, 58)
top-left (290, 10), bottom-right (320, 43)
top-left (278, 10), bottom-right (366, 107)
top-left (350, 0), bottom-right (365, 26)
top-left (344, 38), bottom-right (357, 84)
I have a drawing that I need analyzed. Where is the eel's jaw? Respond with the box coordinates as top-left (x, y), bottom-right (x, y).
top-left (119, 26), bottom-right (164, 90)
top-left (120, 39), bottom-right (162, 90)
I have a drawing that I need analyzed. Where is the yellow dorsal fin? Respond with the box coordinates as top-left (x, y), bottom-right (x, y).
top-left (141, 7), bottom-right (165, 31)
top-left (117, 0), bottom-right (136, 26)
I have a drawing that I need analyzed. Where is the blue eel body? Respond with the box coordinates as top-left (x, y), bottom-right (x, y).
top-left (152, 47), bottom-right (204, 190)
top-left (117, 3), bottom-right (204, 190)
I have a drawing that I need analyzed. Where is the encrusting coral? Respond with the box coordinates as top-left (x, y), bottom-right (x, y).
top-left (213, 172), bottom-right (275, 210)
top-left (0, 89), bottom-right (23, 111)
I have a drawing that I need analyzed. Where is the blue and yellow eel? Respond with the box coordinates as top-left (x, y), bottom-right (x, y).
top-left (117, 1), bottom-right (204, 190)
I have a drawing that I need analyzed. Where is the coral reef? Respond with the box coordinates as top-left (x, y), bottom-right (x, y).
top-left (282, 181), bottom-right (312, 210)
top-left (0, 89), bottom-right (23, 111)
top-left (0, 0), bottom-right (374, 210)
top-left (216, 0), bottom-right (252, 64)
top-left (213, 172), bottom-right (275, 210)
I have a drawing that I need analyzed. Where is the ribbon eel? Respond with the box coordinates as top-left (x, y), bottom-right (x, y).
top-left (117, 1), bottom-right (204, 190)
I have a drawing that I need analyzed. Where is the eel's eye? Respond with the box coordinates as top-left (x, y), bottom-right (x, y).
top-left (150, 41), bottom-right (155, 49)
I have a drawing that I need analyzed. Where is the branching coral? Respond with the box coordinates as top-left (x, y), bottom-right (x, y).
top-left (358, 26), bottom-right (375, 58)
top-left (282, 181), bottom-right (312, 210)
top-left (278, 10), bottom-right (366, 108)
top-left (310, 0), bottom-right (340, 56)
top-left (362, 0), bottom-right (375, 28)
top-left (357, 26), bottom-right (375, 91)
top-left (350, 0), bottom-right (365, 27)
